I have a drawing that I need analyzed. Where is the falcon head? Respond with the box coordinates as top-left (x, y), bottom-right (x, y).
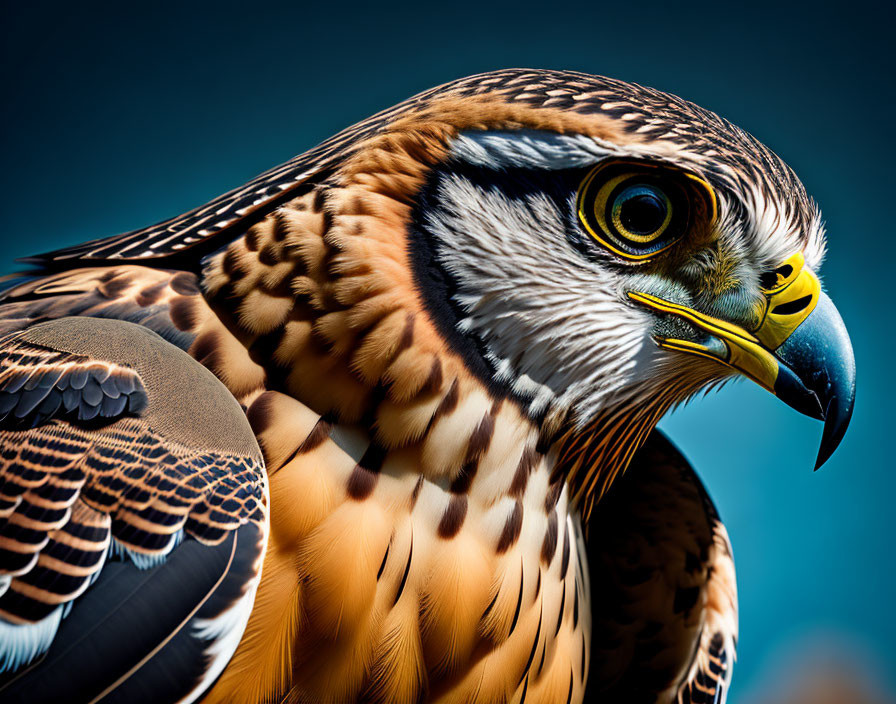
top-left (372, 70), bottom-right (855, 503)
top-left (42, 69), bottom-right (856, 512)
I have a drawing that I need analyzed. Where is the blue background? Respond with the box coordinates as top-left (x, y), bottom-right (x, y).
top-left (3, 2), bottom-right (893, 700)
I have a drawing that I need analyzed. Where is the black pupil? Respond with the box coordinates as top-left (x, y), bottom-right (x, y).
top-left (619, 189), bottom-right (667, 235)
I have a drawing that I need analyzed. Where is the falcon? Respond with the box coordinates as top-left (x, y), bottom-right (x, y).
top-left (0, 69), bottom-right (855, 703)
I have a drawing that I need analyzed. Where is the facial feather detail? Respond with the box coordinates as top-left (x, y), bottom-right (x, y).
top-left (420, 166), bottom-right (646, 423)
top-left (415, 129), bottom-right (827, 471)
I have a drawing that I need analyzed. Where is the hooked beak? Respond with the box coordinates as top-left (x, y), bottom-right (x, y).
top-left (629, 253), bottom-right (856, 469)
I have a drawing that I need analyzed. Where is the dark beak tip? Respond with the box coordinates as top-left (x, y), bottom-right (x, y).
top-left (773, 290), bottom-right (856, 472)
top-left (813, 394), bottom-right (855, 471)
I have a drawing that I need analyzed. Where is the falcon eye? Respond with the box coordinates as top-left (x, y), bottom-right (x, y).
top-left (576, 161), bottom-right (716, 261)
top-left (612, 185), bottom-right (672, 242)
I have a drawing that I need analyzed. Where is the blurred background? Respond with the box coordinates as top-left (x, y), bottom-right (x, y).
top-left (2, 2), bottom-right (893, 701)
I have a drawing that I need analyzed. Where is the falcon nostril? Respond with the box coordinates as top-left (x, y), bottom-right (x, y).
top-left (759, 271), bottom-right (778, 289)
top-left (772, 294), bottom-right (813, 315)
top-left (759, 264), bottom-right (794, 290)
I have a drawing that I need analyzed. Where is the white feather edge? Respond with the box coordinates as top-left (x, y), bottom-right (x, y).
top-left (0, 528), bottom-right (184, 674)
top-left (108, 529), bottom-right (184, 570)
top-left (178, 475), bottom-right (270, 704)
top-left (0, 606), bottom-right (63, 673)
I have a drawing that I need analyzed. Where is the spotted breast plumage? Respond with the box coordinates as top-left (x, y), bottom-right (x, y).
top-left (0, 69), bottom-right (854, 703)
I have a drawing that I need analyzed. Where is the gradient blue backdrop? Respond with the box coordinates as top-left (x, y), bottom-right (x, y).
top-left (3, 2), bottom-right (893, 701)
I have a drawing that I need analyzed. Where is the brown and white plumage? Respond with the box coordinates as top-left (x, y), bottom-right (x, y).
top-left (0, 69), bottom-right (855, 703)
top-left (0, 317), bottom-right (267, 702)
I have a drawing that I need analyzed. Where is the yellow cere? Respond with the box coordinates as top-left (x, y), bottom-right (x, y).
top-left (753, 252), bottom-right (821, 350)
top-left (627, 251), bottom-right (821, 394)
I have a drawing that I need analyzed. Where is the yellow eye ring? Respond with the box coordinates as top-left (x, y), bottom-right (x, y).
top-left (576, 161), bottom-right (716, 261)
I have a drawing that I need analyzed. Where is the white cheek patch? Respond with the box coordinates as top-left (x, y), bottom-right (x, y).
top-left (423, 170), bottom-right (648, 420)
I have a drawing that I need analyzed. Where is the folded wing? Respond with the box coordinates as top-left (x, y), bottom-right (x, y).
top-left (585, 431), bottom-right (738, 704)
top-left (0, 317), bottom-right (268, 704)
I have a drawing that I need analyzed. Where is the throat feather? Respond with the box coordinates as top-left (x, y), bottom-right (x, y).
top-left (555, 380), bottom-right (689, 520)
